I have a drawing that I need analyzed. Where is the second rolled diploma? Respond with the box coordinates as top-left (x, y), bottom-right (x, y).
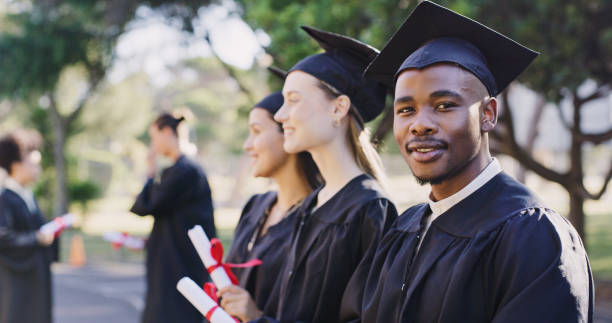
top-left (177, 277), bottom-right (236, 323)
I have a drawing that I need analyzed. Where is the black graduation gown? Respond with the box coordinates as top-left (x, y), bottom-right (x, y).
top-left (0, 189), bottom-right (52, 323)
top-left (255, 174), bottom-right (398, 323)
top-left (130, 155), bottom-right (217, 323)
top-left (341, 172), bottom-right (594, 323)
top-left (225, 191), bottom-right (298, 317)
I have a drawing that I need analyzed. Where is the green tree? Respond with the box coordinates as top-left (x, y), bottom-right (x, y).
top-left (463, 0), bottom-right (612, 242)
top-left (0, 0), bottom-right (218, 217)
top-left (0, 0), bottom-right (137, 216)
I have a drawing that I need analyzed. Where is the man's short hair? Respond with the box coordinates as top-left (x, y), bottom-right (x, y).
top-left (0, 130), bottom-right (42, 174)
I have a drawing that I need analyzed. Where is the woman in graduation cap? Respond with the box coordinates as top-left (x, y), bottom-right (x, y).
top-left (222, 67), bottom-right (323, 322)
top-left (0, 130), bottom-right (54, 323)
top-left (219, 27), bottom-right (398, 323)
top-left (130, 113), bottom-right (217, 323)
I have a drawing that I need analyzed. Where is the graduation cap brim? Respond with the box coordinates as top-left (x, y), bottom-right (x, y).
top-left (267, 66), bottom-right (287, 80)
top-left (364, 1), bottom-right (539, 95)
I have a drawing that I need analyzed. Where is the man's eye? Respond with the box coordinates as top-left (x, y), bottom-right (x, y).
top-left (435, 102), bottom-right (456, 110)
top-left (396, 106), bottom-right (415, 114)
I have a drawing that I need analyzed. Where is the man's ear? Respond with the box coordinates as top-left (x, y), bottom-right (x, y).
top-left (481, 97), bottom-right (498, 133)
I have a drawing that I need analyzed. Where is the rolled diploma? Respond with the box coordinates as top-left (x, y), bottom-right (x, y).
top-left (123, 236), bottom-right (145, 250)
top-left (177, 277), bottom-right (235, 323)
top-left (188, 225), bottom-right (233, 289)
top-left (102, 231), bottom-right (124, 243)
top-left (40, 213), bottom-right (75, 236)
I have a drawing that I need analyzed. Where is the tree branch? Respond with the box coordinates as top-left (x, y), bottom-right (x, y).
top-left (371, 106), bottom-right (394, 148)
top-left (579, 164), bottom-right (612, 200)
top-left (497, 90), bottom-right (569, 186)
top-left (66, 72), bottom-right (105, 125)
top-left (576, 128), bottom-right (612, 144)
top-left (203, 32), bottom-right (257, 104)
top-left (554, 105), bottom-right (573, 131)
top-left (576, 85), bottom-right (609, 106)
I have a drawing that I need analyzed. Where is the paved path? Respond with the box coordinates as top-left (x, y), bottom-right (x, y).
top-left (53, 262), bottom-right (144, 323)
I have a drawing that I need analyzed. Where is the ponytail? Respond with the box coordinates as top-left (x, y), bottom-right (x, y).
top-left (153, 113), bottom-right (185, 135)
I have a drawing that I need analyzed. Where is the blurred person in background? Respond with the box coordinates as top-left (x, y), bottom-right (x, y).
top-left (0, 129), bottom-right (55, 323)
top-left (130, 113), bottom-right (217, 323)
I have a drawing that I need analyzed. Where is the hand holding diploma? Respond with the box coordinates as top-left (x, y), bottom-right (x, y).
top-left (39, 213), bottom-right (75, 238)
top-left (188, 225), bottom-right (262, 290)
top-left (218, 285), bottom-right (263, 322)
top-left (176, 277), bottom-right (237, 323)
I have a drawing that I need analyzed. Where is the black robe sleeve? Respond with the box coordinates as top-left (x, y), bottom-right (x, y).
top-left (486, 208), bottom-right (593, 323)
top-left (0, 193), bottom-right (40, 271)
top-left (130, 164), bottom-right (198, 217)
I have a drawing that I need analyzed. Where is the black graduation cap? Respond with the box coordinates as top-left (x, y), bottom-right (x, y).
top-left (288, 26), bottom-right (387, 123)
top-left (253, 66), bottom-right (288, 114)
top-left (364, 1), bottom-right (539, 96)
top-left (267, 66), bottom-right (288, 80)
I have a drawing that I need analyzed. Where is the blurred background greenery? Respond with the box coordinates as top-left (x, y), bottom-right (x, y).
top-left (0, 0), bottom-right (610, 282)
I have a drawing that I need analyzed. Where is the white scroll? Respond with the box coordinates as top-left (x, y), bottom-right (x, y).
top-left (176, 277), bottom-right (236, 323)
top-left (39, 213), bottom-right (76, 236)
top-left (102, 231), bottom-right (145, 250)
top-left (187, 225), bottom-right (233, 289)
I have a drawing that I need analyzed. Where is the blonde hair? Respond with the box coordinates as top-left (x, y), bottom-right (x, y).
top-left (317, 81), bottom-right (389, 189)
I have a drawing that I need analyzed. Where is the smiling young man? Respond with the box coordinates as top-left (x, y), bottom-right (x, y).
top-left (339, 2), bottom-right (593, 323)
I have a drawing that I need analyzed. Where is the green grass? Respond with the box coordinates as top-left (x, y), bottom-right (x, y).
top-left (586, 213), bottom-right (612, 280)
top-left (58, 227), bottom-right (235, 264)
top-left (59, 230), bottom-right (145, 263)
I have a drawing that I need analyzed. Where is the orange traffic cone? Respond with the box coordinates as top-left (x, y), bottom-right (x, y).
top-left (69, 234), bottom-right (86, 267)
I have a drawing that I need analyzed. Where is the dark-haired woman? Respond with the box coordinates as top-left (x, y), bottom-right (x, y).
top-left (0, 130), bottom-right (54, 323)
top-left (130, 113), bottom-right (217, 323)
top-left (221, 89), bottom-right (322, 322)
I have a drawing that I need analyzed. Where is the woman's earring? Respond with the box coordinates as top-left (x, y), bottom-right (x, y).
top-left (333, 118), bottom-right (341, 127)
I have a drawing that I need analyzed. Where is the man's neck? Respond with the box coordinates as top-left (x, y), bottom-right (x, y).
top-left (430, 153), bottom-right (492, 201)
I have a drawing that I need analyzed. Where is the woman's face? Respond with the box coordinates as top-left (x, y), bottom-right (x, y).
top-left (13, 150), bottom-right (41, 185)
top-left (149, 125), bottom-right (175, 156)
top-left (274, 71), bottom-right (339, 154)
top-left (243, 108), bottom-right (289, 178)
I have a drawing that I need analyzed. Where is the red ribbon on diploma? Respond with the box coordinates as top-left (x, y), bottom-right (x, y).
top-left (111, 232), bottom-right (129, 250)
top-left (52, 217), bottom-right (67, 238)
top-left (206, 237), bottom-right (262, 285)
top-left (203, 282), bottom-right (240, 322)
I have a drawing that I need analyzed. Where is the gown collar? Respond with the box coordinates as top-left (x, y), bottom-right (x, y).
top-left (428, 158), bottom-right (502, 222)
top-left (431, 171), bottom-right (544, 238)
top-left (4, 176), bottom-right (38, 213)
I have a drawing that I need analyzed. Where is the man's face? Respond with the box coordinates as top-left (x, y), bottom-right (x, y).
top-left (393, 64), bottom-right (493, 185)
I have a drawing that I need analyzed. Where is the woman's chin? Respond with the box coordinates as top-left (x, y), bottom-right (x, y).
top-left (282, 140), bottom-right (303, 154)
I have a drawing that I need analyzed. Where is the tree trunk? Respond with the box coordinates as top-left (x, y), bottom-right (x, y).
top-left (568, 192), bottom-right (586, 245)
top-left (568, 94), bottom-right (585, 244)
top-left (49, 98), bottom-right (69, 217)
top-left (372, 106), bottom-right (394, 149)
